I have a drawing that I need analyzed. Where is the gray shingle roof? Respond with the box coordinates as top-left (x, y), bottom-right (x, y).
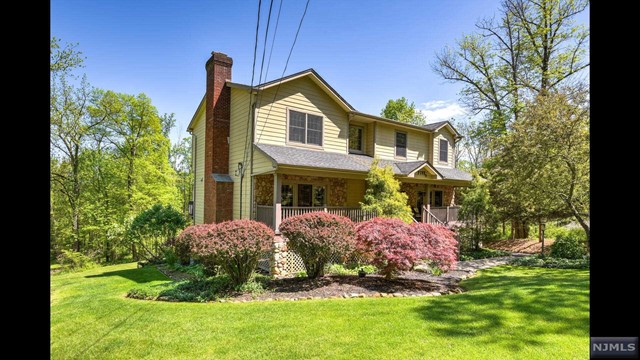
top-left (422, 121), bottom-right (449, 131)
top-left (434, 166), bottom-right (473, 181)
top-left (255, 143), bottom-right (472, 181)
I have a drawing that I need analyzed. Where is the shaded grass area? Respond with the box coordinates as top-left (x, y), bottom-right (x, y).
top-left (51, 263), bottom-right (589, 359)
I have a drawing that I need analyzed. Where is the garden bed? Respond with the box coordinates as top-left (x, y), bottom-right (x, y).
top-left (135, 265), bottom-right (463, 303)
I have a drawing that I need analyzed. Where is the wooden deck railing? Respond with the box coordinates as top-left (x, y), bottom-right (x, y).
top-left (422, 205), bottom-right (460, 225)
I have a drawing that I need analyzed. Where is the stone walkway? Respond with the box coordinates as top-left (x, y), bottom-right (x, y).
top-left (407, 256), bottom-right (517, 286)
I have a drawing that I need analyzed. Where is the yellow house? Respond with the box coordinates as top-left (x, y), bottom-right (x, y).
top-left (188, 52), bottom-right (472, 232)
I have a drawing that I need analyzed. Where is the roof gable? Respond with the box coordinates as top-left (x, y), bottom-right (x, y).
top-left (423, 120), bottom-right (461, 138)
top-left (227, 69), bottom-right (354, 112)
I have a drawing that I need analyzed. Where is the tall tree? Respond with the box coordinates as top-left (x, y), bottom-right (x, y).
top-left (380, 97), bottom-right (427, 126)
top-left (170, 137), bottom-right (194, 219)
top-left (433, 0), bottom-right (589, 131)
top-left (50, 38), bottom-right (95, 252)
top-left (489, 87), bottom-right (589, 246)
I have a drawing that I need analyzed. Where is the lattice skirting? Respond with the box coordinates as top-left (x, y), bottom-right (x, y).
top-left (262, 250), bottom-right (369, 276)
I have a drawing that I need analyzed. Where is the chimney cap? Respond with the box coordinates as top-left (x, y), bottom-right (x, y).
top-left (206, 52), bottom-right (233, 69)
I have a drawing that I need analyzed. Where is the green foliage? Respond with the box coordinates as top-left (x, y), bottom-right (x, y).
top-left (325, 264), bottom-right (377, 276)
top-left (50, 38), bottom-right (183, 264)
top-left (458, 173), bottom-right (499, 251)
top-left (127, 273), bottom-right (269, 302)
top-left (55, 250), bottom-right (97, 272)
top-left (361, 159), bottom-right (413, 223)
top-left (489, 90), bottom-right (590, 245)
top-left (459, 248), bottom-right (510, 261)
top-left (510, 255), bottom-right (589, 269)
top-left (380, 97), bottom-right (426, 126)
top-left (550, 234), bottom-right (586, 260)
top-left (544, 224), bottom-right (586, 242)
top-left (128, 204), bottom-right (186, 262)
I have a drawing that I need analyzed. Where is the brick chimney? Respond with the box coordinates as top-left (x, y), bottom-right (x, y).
top-left (204, 52), bottom-right (234, 223)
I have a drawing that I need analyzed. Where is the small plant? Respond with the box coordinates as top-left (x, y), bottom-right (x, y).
top-left (510, 254), bottom-right (589, 269)
top-left (56, 250), bottom-right (97, 272)
top-left (295, 271), bottom-right (308, 278)
top-left (279, 212), bottom-right (357, 279)
top-left (550, 233), bottom-right (586, 259)
top-left (459, 248), bottom-right (510, 261)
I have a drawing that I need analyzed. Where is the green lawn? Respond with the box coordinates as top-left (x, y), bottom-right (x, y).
top-left (51, 263), bottom-right (589, 359)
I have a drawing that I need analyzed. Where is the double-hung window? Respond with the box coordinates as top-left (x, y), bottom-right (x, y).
top-left (349, 126), bottom-right (364, 153)
top-left (395, 132), bottom-right (407, 158)
top-left (439, 139), bottom-right (448, 162)
top-left (288, 110), bottom-right (323, 146)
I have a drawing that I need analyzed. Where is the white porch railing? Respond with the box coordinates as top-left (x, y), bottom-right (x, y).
top-left (255, 206), bottom-right (377, 230)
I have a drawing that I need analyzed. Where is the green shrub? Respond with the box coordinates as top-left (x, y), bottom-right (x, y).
top-left (459, 248), bottom-right (510, 261)
top-left (56, 250), bottom-right (97, 271)
top-left (550, 233), bottom-right (586, 259)
top-left (545, 225), bottom-right (587, 242)
top-left (325, 263), bottom-right (377, 276)
top-left (127, 273), bottom-right (269, 302)
top-left (509, 255), bottom-right (589, 269)
top-left (128, 204), bottom-right (187, 262)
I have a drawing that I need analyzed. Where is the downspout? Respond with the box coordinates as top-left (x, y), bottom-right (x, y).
top-left (250, 98), bottom-right (257, 219)
top-left (190, 130), bottom-right (196, 222)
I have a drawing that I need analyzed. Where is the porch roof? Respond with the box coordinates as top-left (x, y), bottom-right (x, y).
top-left (434, 166), bottom-right (473, 181)
top-left (254, 143), bottom-right (472, 181)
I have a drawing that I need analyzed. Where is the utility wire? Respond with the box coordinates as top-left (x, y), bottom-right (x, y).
top-left (255, 0), bottom-right (311, 144)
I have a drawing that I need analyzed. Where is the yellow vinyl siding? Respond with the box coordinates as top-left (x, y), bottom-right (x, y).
top-left (365, 122), bottom-right (374, 156)
top-left (254, 77), bottom-right (348, 153)
top-left (374, 124), bottom-right (427, 161)
top-left (192, 105), bottom-right (206, 224)
top-left (346, 179), bottom-right (366, 207)
top-left (433, 129), bottom-right (455, 167)
top-left (252, 149), bottom-right (275, 175)
top-left (229, 88), bottom-right (251, 219)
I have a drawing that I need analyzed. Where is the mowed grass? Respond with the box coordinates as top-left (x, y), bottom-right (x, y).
top-left (51, 264), bottom-right (589, 359)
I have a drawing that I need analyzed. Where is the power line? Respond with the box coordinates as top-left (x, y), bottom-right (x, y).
top-left (239, 0), bottom-right (263, 219)
top-left (263, 0), bottom-right (283, 83)
top-left (255, 0), bottom-right (311, 144)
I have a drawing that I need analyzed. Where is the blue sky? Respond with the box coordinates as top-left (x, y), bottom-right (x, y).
top-left (51, 0), bottom-right (589, 143)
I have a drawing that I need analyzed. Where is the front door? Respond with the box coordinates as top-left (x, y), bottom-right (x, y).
top-left (297, 184), bottom-right (313, 207)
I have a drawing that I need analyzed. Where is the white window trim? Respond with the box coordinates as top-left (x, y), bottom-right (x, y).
top-left (285, 107), bottom-right (324, 149)
top-left (395, 131), bottom-right (407, 159)
top-left (348, 125), bottom-right (365, 154)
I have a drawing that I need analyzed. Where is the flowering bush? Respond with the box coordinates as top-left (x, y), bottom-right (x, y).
top-left (279, 212), bottom-right (357, 278)
top-left (411, 223), bottom-right (458, 272)
top-left (212, 220), bottom-right (274, 285)
top-left (175, 224), bottom-right (216, 267)
top-left (355, 218), bottom-right (423, 279)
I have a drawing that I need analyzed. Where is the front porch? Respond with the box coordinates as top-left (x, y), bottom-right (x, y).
top-left (250, 172), bottom-right (461, 231)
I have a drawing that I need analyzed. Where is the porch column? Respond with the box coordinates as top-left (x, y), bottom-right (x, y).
top-left (273, 173), bottom-right (282, 233)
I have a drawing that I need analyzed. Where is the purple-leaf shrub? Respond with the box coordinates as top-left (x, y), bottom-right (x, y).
top-left (411, 223), bottom-right (458, 272)
top-left (355, 217), bottom-right (422, 279)
top-left (213, 220), bottom-right (274, 285)
top-left (176, 224), bottom-right (217, 270)
top-left (279, 212), bottom-right (357, 278)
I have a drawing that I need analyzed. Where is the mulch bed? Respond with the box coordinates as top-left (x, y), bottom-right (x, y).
top-left (156, 265), bottom-right (463, 303)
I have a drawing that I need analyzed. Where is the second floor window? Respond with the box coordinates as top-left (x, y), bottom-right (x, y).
top-left (396, 132), bottom-right (407, 158)
top-left (439, 139), bottom-right (448, 162)
top-left (289, 110), bottom-right (323, 146)
top-left (349, 126), bottom-right (363, 152)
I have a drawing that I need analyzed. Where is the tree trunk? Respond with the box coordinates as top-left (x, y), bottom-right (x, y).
top-left (511, 219), bottom-right (529, 239)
